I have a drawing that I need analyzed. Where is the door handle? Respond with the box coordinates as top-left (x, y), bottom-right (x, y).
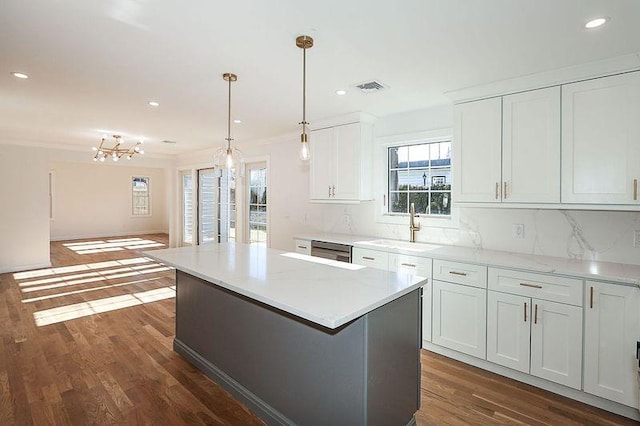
top-left (495, 182), bottom-right (499, 200)
top-left (524, 302), bottom-right (527, 322)
top-left (328, 186), bottom-right (331, 197)
top-left (332, 185), bottom-right (335, 197)
top-left (503, 182), bottom-right (508, 199)
top-left (590, 286), bottom-right (594, 309)
top-left (534, 304), bottom-right (538, 325)
top-left (634, 179), bottom-right (638, 201)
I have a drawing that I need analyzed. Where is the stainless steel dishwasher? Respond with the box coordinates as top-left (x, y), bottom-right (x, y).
top-left (310, 240), bottom-right (352, 263)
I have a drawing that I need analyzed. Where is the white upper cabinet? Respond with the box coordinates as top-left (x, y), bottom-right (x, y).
top-left (562, 71), bottom-right (640, 204)
top-left (309, 122), bottom-right (373, 202)
top-left (453, 97), bottom-right (502, 203)
top-left (502, 87), bottom-right (561, 203)
top-left (454, 86), bottom-right (561, 204)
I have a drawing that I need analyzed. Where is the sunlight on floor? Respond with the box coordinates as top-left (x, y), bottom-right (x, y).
top-left (61, 237), bottom-right (165, 255)
top-left (33, 286), bottom-right (176, 326)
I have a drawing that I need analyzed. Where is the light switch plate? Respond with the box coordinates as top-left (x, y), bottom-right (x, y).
top-left (513, 224), bottom-right (524, 239)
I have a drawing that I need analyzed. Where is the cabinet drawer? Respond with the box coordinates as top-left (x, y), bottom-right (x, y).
top-left (389, 253), bottom-right (432, 278)
top-left (488, 268), bottom-right (583, 306)
top-left (352, 247), bottom-right (389, 270)
top-left (294, 239), bottom-right (311, 255)
top-left (433, 260), bottom-right (487, 289)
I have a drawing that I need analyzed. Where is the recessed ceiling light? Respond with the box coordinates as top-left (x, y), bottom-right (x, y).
top-left (585, 17), bottom-right (608, 29)
top-left (336, 90), bottom-right (347, 96)
top-left (148, 101), bottom-right (160, 107)
top-left (11, 72), bottom-right (29, 79)
top-left (233, 119), bottom-right (242, 124)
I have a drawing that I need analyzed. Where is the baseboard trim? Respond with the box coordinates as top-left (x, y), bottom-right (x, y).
top-left (173, 338), bottom-right (294, 426)
top-left (50, 230), bottom-right (168, 242)
top-left (423, 341), bottom-right (640, 421)
top-left (0, 261), bottom-right (52, 274)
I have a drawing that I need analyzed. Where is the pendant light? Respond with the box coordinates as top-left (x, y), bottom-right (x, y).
top-left (296, 35), bottom-right (313, 161)
top-left (213, 73), bottom-right (243, 172)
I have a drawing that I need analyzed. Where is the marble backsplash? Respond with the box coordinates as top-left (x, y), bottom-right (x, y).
top-left (318, 203), bottom-right (640, 266)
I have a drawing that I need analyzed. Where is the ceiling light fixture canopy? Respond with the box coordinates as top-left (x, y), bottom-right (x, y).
top-left (296, 35), bottom-right (313, 161)
top-left (213, 72), bottom-right (243, 172)
top-left (92, 135), bottom-right (144, 162)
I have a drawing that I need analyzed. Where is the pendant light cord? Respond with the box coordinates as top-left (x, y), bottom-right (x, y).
top-left (226, 76), bottom-right (232, 150)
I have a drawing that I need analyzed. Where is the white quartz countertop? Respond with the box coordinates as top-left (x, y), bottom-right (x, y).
top-left (295, 233), bottom-right (640, 286)
top-left (145, 243), bottom-right (427, 329)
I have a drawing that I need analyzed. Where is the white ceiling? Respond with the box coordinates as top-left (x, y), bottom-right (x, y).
top-left (1, 0), bottom-right (639, 155)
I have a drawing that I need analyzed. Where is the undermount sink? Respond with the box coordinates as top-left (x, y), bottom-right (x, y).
top-left (356, 239), bottom-right (439, 253)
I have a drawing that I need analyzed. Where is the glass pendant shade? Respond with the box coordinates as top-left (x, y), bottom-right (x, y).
top-left (214, 72), bottom-right (243, 175)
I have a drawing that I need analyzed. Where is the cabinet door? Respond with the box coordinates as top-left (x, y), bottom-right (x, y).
top-left (432, 280), bottom-right (487, 359)
top-left (584, 281), bottom-right (640, 407)
top-left (309, 127), bottom-right (335, 200)
top-left (561, 72), bottom-right (640, 204)
top-left (333, 123), bottom-right (361, 200)
top-left (453, 97), bottom-right (502, 203)
top-left (503, 87), bottom-right (560, 203)
top-left (530, 299), bottom-right (583, 390)
top-left (487, 291), bottom-right (531, 374)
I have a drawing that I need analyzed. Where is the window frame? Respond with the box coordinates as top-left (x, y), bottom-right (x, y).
top-left (131, 176), bottom-right (151, 217)
top-left (376, 129), bottom-right (459, 229)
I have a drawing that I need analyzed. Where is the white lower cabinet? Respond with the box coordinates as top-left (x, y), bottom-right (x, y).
top-left (584, 281), bottom-right (640, 408)
top-left (294, 239), bottom-right (311, 255)
top-left (432, 280), bottom-right (487, 359)
top-left (389, 254), bottom-right (433, 343)
top-left (351, 247), bottom-right (389, 270)
top-left (487, 291), bottom-right (531, 373)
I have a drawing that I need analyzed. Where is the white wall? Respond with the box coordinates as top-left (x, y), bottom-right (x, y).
top-left (0, 145), bottom-right (50, 273)
top-left (50, 161), bottom-right (169, 240)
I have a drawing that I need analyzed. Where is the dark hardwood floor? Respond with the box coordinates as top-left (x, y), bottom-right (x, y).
top-left (0, 234), bottom-right (637, 425)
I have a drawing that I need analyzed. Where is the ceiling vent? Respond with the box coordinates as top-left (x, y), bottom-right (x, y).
top-left (355, 80), bottom-right (387, 93)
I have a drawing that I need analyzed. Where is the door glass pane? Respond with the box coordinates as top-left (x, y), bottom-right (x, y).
top-left (199, 169), bottom-right (216, 244)
top-left (216, 168), bottom-right (236, 243)
top-left (182, 173), bottom-right (193, 244)
top-left (248, 166), bottom-right (267, 246)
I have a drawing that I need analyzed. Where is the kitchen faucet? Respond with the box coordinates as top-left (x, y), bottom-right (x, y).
top-left (409, 202), bottom-right (420, 243)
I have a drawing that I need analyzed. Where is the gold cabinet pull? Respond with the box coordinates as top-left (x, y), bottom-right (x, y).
top-left (362, 256), bottom-right (375, 261)
top-left (524, 302), bottom-right (527, 322)
top-left (590, 286), bottom-right (594, 309)
top-left (634, 179), bottom-right (638, 201)
top-left (449, 271), bottom-right (468, 276)
top-left (519, 282), bottom-right (542, 289)
top-left (495, 182), bottom-right (499, 199)
top-left (332, 185), bottom-right (336, 197)
top-left (297, 245), bottom-right (308, 250)
top-left (534, 304), bottom-right (538, 324)
top-left (401, 263), bottom-right (416, 268)
top-left (504, 182), bottom-right (508, 199)
top-left (328, 186), bottom-right (332, 197)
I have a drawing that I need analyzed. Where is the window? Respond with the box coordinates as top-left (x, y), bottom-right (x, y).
top-left (247, 165), bottom-right (267, 246)
top-left (181, 172), bottom-right (194, 245)
top-left (132, 177), bottom-right (150, 216)
top-left (388, 141), bottom-right (451, 216)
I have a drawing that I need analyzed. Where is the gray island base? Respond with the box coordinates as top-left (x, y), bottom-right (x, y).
top-left (174, 270), bottom-right (421, 426)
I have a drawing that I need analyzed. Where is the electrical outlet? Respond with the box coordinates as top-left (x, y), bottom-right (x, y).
top-left (513, 224), bottom-right (524, 239)
top-left (634, 230), bottom-right (640, 248)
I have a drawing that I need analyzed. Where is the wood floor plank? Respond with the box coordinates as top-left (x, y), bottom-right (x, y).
top-left (1, 233), bottom-right (638, 425)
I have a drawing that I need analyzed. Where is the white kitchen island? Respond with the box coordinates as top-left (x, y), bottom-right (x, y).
top-left (146, 243), bottom-right (427, 426)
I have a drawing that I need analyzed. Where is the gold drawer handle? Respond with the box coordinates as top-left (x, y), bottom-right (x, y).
top-left (495, 182), bottom-right (499, 199)
top-left (401, 263), bottom-right (416, 268)
top-left (449, 271), bottom-right (468, 276)
top-left (519, 282), bottom-right (543, 289)
top-left (297, 245), bottom-right (308, 250)
top-left (362, 256), bottom-right (375, 261)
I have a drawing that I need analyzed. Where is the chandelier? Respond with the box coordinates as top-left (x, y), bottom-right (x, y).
top-left (213, 72), bottom-right (243, 171)
top-left (92, 135), bottom-right (144, 162)
top-left (296, 35), bottom-right (313, 161)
